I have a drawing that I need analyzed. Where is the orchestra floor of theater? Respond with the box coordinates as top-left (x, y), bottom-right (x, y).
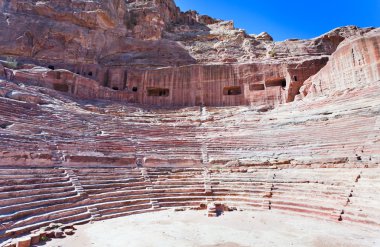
top-left (44, 210), bottom-right (380, 247)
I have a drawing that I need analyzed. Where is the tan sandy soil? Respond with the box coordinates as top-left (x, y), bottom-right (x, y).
top-left (40, 210), bottom-right (380, 247)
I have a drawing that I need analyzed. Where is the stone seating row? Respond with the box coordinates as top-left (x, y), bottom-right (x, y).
top-left (1, 166), bottom-right (380, 242)
top-left (0, 168), bottom-right (91, 240)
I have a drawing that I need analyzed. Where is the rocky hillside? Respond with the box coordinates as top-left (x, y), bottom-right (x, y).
top-left (0, 0), bottom-right (378, 107)
top-left (0, 0), bottom-right (374, 66)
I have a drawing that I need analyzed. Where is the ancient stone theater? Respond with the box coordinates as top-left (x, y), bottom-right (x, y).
top-left (0, 0), bottom-right (379, 246)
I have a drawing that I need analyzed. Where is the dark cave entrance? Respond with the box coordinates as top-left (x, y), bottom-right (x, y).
top-left (265, 78), bottom-right (287, 88)
top-left (147, 87), bottom-right (170, 97)
top-left (223, 86), bottom-right (242, 95)
top-left (53, 83), bottom-right (69, 92)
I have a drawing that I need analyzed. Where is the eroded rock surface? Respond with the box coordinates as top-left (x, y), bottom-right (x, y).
top-left (300, 29), bottom-right (380, 98)
top-left (0, 1), bottom-right (379, 245)
top-left (0, 0), bottom-right (376, 107)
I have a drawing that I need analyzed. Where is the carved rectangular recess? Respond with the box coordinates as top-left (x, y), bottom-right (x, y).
top-left (249, 84), bottom-right (265, 91)
top-left (223, 86), bottom-right (242, 95)
top-left (265, 78), bottom-right (286, 87)
top-left (147, 87), bottom-right (170, 97)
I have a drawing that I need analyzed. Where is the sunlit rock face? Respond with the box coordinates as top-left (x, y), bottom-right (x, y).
top-left (300, 29), bottom-right (380, 99)
top-left (0, 2), bottom-right (380, 245)
top-left (0, 0), bottom-right (375, 107)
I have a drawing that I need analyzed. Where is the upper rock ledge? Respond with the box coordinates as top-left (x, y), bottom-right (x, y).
top-left (0, 0), bottom-right (374, 67)
top-left (0, 0), bottom-right (377, 107)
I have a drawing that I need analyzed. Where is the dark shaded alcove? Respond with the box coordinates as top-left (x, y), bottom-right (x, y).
top-left (249, 84), bottom-right (265, 91)
top-left (265, 78), bottom-right (286, 88)
top-left (223, 86), bottom-right (241, 95)
top-left (0, 122), bottom-right (12, 129)
top-left (147, 87), bottom-right (170, 97)
top-left (53, 83), bottom-right (69, 92)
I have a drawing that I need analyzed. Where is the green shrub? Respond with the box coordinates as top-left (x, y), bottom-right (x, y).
top-left (3, 57), bottom-right (18, 69)
top-left (268, 50), bottom-right (277, 58)
top-left (41, 236), bottom-right (49, 241)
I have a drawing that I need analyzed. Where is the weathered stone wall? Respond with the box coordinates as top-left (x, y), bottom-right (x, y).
top-left (0, 0), bottom-right (377, 107)
top-left (1, 58), bottom-right (328, 107)
top-left (301, 29), bottom-right (380, 98)
top-left (10, 67), bottom-right (137, 102)
top-left (125, 61), bottom-right (329, 107)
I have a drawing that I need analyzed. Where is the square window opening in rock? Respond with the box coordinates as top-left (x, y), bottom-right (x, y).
top-left (147, 88), bottom-right (170, 97)
top-left (223, 86), bottom-right (242, 95)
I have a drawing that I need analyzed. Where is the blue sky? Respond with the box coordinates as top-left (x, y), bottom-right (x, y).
top-left (174, 0), bottom-right (380, 41)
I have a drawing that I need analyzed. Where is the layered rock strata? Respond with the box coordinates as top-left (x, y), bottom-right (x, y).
top-left (0, 0), bottom-right (375, 107)
top-left (0, 0), bottom-right (379, 245)
top-left (300, 29), bottom-right (380, 98)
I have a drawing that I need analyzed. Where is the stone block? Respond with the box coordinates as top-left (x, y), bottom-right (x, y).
top-left (16, 237), bottom-right (31, 247)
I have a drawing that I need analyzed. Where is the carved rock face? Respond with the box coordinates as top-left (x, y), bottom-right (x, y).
top-left (0, 1), bottom-right (371, 66)
top-left (300, 29), bottom-right (380, 98)
top-left (0, 0), bottom-right (377, 107)
top-left (0, 3), bottom-right (380, 245)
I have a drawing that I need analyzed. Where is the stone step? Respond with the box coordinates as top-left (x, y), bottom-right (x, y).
top-left (0, 191), bottom-right (78, 207)
top-left (7, 207), bottom-right (88, 230)
top-left (0, 200), bottom-right (88, 224)
top-left (0, 181), bottom-right (73, 193)
top-left (0, 169), bottom-right (64, 175)
top-left (0, 174), bottom-right (64, 179)
top-left (0, 177), bottom-right (70, 186)
top-left (98, 203), bottom-right (152, 216)
top-left (2, 211), bottom-right (91, 239)
top-left (98, 208), bottom-right (162, 221)
top-left (82, 182), bottom-right (148, 190)
top-left (212, 189), bottom-right (267, 194)
top-left (270, 204), bottom-right (336, 218)
top-left (341, 214), bottom-right (380, 226)
top-left (270, 207), bottom-right (338, 222)
top-left (271, 193), bottom-right (347, 202)
top-left (158, 201), bottom-right (204, 208)
top-left (270, 200), bottom-right (338, 212)
top-left (209, 197), bottom-right (263, 205)
top-left (90, 193), bottom-right (153, 203)
top-left (156, 196), bottom-right (207, 203)
top-left (151, 185), bottom-right (205, 189)
top-left (92, 214), bottom-right (101, 219)
top-left (79, 178), bottom-right (146, 185)
top-left (85, 186), bottom-right (148, 195)
top-left (93, 199), bottom-right (152, 210)
top-left (0, 186), bottom-right (75, 200)
top-left (0, 194), bottom-right (84, 215)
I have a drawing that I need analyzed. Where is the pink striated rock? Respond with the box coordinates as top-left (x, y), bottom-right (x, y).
top-left (0, 0), bottom-right (373, 108)
top-left (0, 1), bottom-right (379, 243)
top-left (302, 29), bottom-right (380, 98)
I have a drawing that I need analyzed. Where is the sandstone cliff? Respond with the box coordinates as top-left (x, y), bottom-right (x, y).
top-left (0, 0), bottom-right (377, 108)
top-left (0, 3), bottom-right (380, 241)
top-left (300, 29), bottom-right (380, 98)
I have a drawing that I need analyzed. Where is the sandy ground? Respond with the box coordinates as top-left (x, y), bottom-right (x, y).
top-left (40, 210), bottom-right (380, 247)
